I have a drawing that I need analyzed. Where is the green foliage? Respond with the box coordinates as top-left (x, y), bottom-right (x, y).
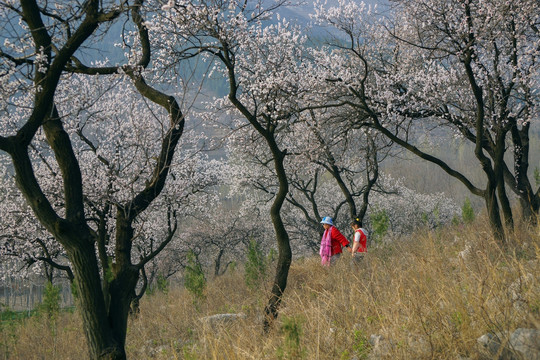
top-left (148, 273), bottom-right (170, 296)
top-left (462, 197), bottom-right (475, 224)
top-left (184, 250), bottom-right (206, 302)
top-left (277, 316), bottom-right (305, 360)
top-left (0, 305), bottom-right (19, 360)
top-left (156, 274), bottom-right (170, 295)
top-left (105, 258), bottom-right (115, 284)
top-left (422, 206), bottom-right (441, 228)
top-left (370, 208), bottom-right (389, 242)
top-left (244, 239), bottom-right (267, 290)
top-left (0, 306), bottom-right (16, 322)
top-left (433, 205), bottom-right (440, 226)
top-left (352, 329), bottom-right (370, 359)
top-left (219, 303), bottom-right (237, 314)
top-left (421, 212), bottom-right (429, 225)
top-left (38, 281), bottom-right (61, 320)
top-left (181, 344), bottom-right (199, 360)
top-left (450, 311), bottom-right (464, 330)
top-left (267, 248), bottom-right (277, 263)
top-left (534, 167), bottom-right (540, 186)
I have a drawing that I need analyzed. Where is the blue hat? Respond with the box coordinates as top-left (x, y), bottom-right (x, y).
top-left (320, 216), bottom-right (333, 225)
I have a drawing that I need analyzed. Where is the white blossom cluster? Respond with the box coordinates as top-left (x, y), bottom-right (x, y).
top-left (0, 0), bottom-right (538, 284)
top-left (0, 68), bottom-right (225, 280)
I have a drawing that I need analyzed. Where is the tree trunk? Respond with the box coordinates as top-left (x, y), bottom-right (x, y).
top-left (509, 119), bottom-right (539, 225)
top-left (518, 194), bottom-right (539, 226)
top-left (357, 136), bottom-right (379, 223)
top-left (214, 249), bottom-right (225, 277)
top-left (224, 45), bottom-right (293, 332)
top-left (484, 182), bottom-right (506, 245)
top-left (497, 181), bottom-right (514, 230)
top-left (108, 267), bottom-right (138, 351)
top-left (66, 237), bottom-right (125, 359)
top-left (105, 210), bottom-right (140, 352)
top-left (478, 158), bottom-right (506, 245)
top-left (263, 147), bottom-right (292, 332)
top-left (493, 132), bottom-right (513, 232)
top-left (514, 166), bottom-right (539, 227)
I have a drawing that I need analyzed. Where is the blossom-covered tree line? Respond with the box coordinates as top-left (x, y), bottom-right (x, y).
top-left (309, 0), bottom-right (539, 242)
top-left (0, 0), bottom-right (537, 358)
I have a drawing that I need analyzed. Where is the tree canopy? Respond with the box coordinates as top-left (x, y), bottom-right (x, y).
top-left (0, 0), bottom-right (538, 358)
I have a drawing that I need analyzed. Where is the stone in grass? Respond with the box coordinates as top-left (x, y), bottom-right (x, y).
top-left (477, 328), bottom-right (540, 360)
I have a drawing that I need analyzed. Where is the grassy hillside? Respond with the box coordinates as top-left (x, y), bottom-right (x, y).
top-left (2, 217), bottom-right (538, 359)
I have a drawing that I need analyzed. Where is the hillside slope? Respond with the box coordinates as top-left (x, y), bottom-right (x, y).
top-left (4, 216), bottom-right (539, 359)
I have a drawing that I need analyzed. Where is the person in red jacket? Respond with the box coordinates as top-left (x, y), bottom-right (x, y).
top-left (320, 216), bottom-right (350, 266)
top-left (350, 217), bottom-right (367, 262)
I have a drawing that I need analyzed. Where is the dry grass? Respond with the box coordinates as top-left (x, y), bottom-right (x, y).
top-left (1, 310), bottom-right (86, 359)
top-left (2, 217), bottom-right (539, 359)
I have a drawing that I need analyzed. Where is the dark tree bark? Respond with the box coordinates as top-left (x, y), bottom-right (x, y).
top-left (0, 1), bottom-right (185, 358)
top-left (217, 38), bottom-right (293, 331)
top-left (508, 123), bottom-right (539, 225)
top-left (356, 135), bottom-right (380, 223)
top-left (263, 142), bottom-right (292, 332)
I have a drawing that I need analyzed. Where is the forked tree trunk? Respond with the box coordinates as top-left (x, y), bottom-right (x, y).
top-left (484, 182), bottom-right (506, 246)
top-left (66, 222), bottom-right (144, 359)
top-left (66, 237), bottom-right (125, 359)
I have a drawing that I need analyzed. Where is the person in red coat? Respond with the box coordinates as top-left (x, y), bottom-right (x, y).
top-left (320, 216), bottom-right (350, 266)
top-left (350, 217), bottom-right (367, 262)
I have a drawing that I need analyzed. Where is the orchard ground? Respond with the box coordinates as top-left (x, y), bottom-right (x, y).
top-left (1, 215), bottom-right (539, 359)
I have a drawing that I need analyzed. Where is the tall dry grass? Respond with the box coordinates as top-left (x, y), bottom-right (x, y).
top-left (2, 216), bottom-right (539, 359)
